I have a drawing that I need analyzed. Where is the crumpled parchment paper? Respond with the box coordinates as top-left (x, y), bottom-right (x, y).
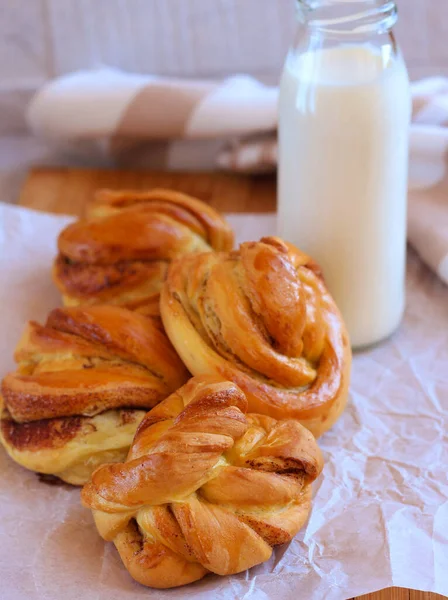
top-left (0, 203), bottom-right (447, 600)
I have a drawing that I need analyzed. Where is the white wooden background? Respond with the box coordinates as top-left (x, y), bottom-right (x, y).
top-left (0, 0), bottom-right (446, 135)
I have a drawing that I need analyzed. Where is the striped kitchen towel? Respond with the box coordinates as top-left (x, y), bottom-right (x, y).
top-left (27, 68), bottom-right (278, 171)
top-left (28, 69), bottom-right (448, 285)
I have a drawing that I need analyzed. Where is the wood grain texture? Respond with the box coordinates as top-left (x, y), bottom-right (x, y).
top-left (17, 167), bottom-right (445, 600)
top-left (18, 167), bottom-right (277, 216)
top-left (355, 589), bottom-right (410, 600)
top-left (356, 590), bottom-right (446, 600)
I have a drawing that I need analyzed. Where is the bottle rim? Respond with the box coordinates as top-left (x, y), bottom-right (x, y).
top-left (295, 0), bottom-right (398, 35)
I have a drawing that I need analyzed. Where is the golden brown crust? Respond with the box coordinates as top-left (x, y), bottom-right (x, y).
top-left (81, 376), bottom-right (323, 588)
top-left (53, 188), bottom-right (234, 314)
top-left (53, 255), bottom-right (167, 305)
top-left (1, 409), bottom-right (85, 451)
top-left (0, 407), bottom-right (140, 452)
top-left (87, 188), bottom-right (234, 252)
top-left (0, 306), bottom-right (189, 484)
top-left (160, 237), bottom-right (351, 437)
top-left (3, 306), bottom-right (188, 423)
top-left (2, 367), bottom-right (170, 423)
top-left (0, 403), bottom-right (148, 486)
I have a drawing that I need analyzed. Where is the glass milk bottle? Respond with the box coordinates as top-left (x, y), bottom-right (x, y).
top-left (278, 0), bottom-right (411, 349)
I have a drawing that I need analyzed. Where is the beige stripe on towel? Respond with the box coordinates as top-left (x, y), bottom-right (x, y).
top-left (114, 81), bottom-right (216, 139)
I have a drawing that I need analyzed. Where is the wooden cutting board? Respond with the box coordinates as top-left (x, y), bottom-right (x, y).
top-left (16, 166), bottom-right (443, 600)
top-left (18, 167), bottom-right (277, 217)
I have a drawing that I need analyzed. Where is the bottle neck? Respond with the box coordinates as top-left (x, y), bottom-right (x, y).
top-left (296, 1), bottom-right (397, 37)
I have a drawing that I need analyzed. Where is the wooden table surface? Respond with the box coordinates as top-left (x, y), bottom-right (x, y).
top-left (18, 167), bottom-right (278, 215)
top-left (18, 167), bottom-right (445, 600)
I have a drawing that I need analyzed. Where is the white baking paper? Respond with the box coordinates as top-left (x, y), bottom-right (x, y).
top-left (0, 202), bottom-right (447, 600)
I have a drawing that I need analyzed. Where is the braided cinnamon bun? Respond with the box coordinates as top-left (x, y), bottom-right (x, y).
top-left (82, 376), bottom-right (323, 588)
top-left (160, 236), bottom-right (351, 437)
top-left (0, 305), bottom-right (189, 484)
top-left (53, 188), bottom-right (234, 316)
